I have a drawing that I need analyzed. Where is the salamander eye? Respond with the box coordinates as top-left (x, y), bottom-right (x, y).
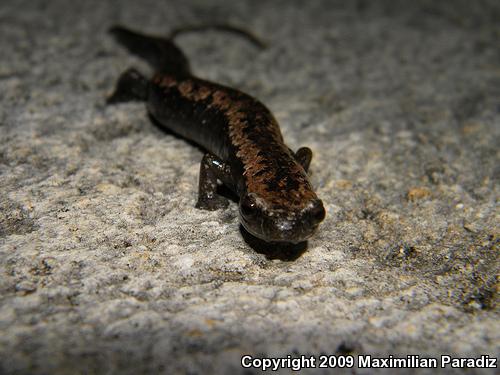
top-left (240, 193), bottom-right (257, 217)
top-left (309, 199), bottom-right (326, 223)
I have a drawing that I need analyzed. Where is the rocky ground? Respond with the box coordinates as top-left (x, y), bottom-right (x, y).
top-left (0, 0), bottom-right (498, 374)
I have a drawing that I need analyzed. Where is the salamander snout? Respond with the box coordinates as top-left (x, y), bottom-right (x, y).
top-left (239, 193), bottom-right (326, 243)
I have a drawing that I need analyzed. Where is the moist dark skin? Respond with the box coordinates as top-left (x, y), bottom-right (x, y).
top-left (107, 26), bottom-right (326, 244)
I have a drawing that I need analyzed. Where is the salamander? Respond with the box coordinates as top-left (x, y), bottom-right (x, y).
top-left (107, 26), bottom-right (325, 243)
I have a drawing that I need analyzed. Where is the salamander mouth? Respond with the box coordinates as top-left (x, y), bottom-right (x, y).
top-left (239, 214), bottom-right (318, 244)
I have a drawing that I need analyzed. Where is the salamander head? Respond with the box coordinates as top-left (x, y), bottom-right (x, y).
top-left (238, 192), bottom-right (326, 243)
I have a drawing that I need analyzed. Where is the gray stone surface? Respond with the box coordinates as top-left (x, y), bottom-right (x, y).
top-left (0, 0), bottom-right (499, 374)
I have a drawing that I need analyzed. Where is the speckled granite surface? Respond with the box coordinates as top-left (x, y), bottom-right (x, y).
top-left (0, 0), bottom-right (498, 374)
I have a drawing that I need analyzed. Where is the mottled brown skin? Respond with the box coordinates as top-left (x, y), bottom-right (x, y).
top-left (108, 26), bottom-right (325, 243)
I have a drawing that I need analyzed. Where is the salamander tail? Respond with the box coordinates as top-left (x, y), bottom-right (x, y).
top-left (107, 68), bottom-right (148, 104)
top-left (109, 25), bottom-right (191, 76)
top-left (169, 24), bottom-right (267, 49)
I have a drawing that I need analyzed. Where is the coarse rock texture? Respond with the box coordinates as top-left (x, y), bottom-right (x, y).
top-left (0, 0), bottom-right (499, 374)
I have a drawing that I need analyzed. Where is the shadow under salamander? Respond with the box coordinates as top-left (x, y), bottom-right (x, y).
top-left (239, 225), bottom-right (308, 261)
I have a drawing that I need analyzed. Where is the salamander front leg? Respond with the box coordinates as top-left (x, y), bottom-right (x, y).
top-left (195, 153), bottom-right (233, 210)
top-left (295, 147), bottom-right (313, 173)
top-left (107, 68), bottom-right (148, 104)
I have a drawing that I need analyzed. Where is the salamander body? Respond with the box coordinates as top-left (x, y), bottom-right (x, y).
top-left (108, 26), bottom-right (325, 243)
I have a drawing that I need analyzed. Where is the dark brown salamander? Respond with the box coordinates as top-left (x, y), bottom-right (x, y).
top-left (107, 26), bottom-right (325, 243)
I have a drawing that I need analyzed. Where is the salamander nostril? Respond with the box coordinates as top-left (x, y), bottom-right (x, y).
top-left (276, 220), bottom-right (293, 232)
